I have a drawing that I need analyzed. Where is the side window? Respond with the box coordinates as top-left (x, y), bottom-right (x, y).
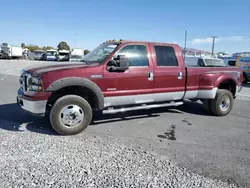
top-left (154, 46), bottom-right (178, 66)
top-left (228, 61), bottom-right (236, 66)
top-left (115, 45), bottom-right (149, 67)
top-left (197, 59), bottom-right (205, 67)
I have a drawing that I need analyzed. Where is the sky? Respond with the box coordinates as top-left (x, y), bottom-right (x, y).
top-left (0, 0), bottom-right (250, 54)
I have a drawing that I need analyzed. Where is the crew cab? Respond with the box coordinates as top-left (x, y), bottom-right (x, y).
top-left (17, 39), bottom-right (243, 135)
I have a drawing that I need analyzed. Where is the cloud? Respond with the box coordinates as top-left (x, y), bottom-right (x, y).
top-left (192, 38), bottom-right (214, 44)
top-left (191, 36), bottom-right (248, 44)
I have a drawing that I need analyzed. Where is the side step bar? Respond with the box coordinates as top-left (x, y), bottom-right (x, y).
top-left (102, 101), bottom-right (183, 114)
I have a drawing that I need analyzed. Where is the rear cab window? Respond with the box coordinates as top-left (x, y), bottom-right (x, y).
top-left (153, 45), bottom-right (178, 66)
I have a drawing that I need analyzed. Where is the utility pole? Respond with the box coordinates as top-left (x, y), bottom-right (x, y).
top-left (184, 31), bottom-right (187, 53)
top-left (183, 30), bottom-right (187, 59)
top-left (74, 32), bottom-right (76, 48)
top-left (211, 36), bottom-right (218, 55)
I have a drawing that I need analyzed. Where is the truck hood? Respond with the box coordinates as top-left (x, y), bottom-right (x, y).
top-left (23, 62), bottom-right (99, 76)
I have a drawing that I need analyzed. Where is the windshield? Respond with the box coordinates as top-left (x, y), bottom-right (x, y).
top-left (59, 52), bottom-right (69, 56)
top-left (46, 51), bottom-right (56, 56)
top-left (204, 59), bottom-right (226, 66)
top-left (71, 55), bottom-right (82, 59)
top-left (34, 51), bottom-right (44, 55)
top-left (79, 43), bottom-right (119, 63)
top-left (1, 46), bottom-right (9, 51)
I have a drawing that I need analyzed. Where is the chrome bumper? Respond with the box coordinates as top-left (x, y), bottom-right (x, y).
top-left (17, 88), bottom-right (47, 116)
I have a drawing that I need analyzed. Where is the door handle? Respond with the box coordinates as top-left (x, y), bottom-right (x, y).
top-left (148, 72), bottom-right (154, 81)
top-left (177, 72), bottom-right (182, 80)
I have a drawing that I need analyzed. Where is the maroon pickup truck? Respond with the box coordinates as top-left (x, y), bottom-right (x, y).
top-left (17, 39), bottom-right (243, 135)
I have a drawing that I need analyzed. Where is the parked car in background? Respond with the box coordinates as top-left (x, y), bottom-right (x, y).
top-left (56, 50), bottom-right (70, 61)
top-left (0, 43), bottom-right (23, 59)
top-left (69, 54), bottom-right (82, 62)
top-left (32, 50), bottom-right (46, 60)
top-left (184, 56), bottom-right (226, 67)
top-left (235, 56), bottom-right (250, 83)
top-left (218, 56), bottom-right (237, 66)
top-left (17, 39), bottom-right (243, 135)
top-left (71, 48), bottom-right (84, 56)
top-left (45, 49), bottom-right (57, 61)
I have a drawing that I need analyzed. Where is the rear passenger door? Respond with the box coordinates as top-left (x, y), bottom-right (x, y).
top-left (150, 44), bottom-right (186, 102)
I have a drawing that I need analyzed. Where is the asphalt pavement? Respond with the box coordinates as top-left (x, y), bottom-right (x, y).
top-left (0, 61), bottom-right (250, 187)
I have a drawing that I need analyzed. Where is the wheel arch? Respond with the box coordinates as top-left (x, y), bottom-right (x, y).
top-left (46, 77), bottom-right (104, 111)
top-left (216, 78), bottom-right (237, 97)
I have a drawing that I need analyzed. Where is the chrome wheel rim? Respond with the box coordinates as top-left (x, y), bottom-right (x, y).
top-left (219, 95), bottom-right (230, 112)
top-left (59, 105), bottom-right (84, 127)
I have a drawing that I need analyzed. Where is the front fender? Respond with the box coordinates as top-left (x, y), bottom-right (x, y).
top-left (46, 77), bottom-right (104, 109)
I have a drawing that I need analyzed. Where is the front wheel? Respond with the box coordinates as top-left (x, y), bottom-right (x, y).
top-left (210, 89), bottom-right (234, 116)
top-left (49, 95), bottom-right (92, 135)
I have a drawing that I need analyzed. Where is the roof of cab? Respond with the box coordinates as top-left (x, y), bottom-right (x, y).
top-left (103, 39), bottom-right (180, 47)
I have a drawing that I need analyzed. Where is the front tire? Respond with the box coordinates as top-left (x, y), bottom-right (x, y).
top-left (210, 89), bottom-right (234, 116)
top-left (49, 95), bottom-right (92, 135)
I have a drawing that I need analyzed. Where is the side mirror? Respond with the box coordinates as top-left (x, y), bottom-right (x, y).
top-left (107, 55), bottom-right (129, 72)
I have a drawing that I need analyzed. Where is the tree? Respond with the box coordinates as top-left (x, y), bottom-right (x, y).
top-left (25, 45), bottom-right (42, 52)
top-left (42, 46), bottom-right (55, 51)
top-left (57, 41), bottom-right (70, 51)
top-left (84, 50), bottom-right (90, 55)
top-left (21, 43), bottom-right (25, 48)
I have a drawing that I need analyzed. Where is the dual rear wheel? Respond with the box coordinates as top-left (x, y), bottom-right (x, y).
top-left (203, 89), bottom-right (234, 116)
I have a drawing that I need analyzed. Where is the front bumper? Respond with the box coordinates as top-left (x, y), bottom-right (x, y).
top-left (17, 88), bottom-right (47, 116)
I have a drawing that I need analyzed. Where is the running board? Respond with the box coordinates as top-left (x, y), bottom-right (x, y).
top-left (102, 101), bottom-right (183, 114)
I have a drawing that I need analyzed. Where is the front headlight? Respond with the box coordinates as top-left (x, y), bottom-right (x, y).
top-left (27, 74), bottom-right (43, 91)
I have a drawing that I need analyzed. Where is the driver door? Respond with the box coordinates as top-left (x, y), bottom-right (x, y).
top-left (103, 43), bottom-right (154, 107)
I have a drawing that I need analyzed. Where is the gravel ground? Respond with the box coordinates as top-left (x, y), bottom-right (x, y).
top-left (0, 130), bottom-right (238, 188)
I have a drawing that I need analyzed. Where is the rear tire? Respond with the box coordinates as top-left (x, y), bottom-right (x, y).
top-left (49, 95), bottom-right (92, 135)
top-left (210, 89), bottom-right (233, 116)
top-left (242, 73), bottom-right (248, 84)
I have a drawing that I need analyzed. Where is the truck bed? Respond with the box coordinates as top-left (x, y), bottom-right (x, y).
top-left (184, 66), bottom-right (242, 99)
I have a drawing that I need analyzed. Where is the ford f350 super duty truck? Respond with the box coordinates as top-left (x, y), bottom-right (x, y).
top-left (17, 39), bottom-right (243, 135)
